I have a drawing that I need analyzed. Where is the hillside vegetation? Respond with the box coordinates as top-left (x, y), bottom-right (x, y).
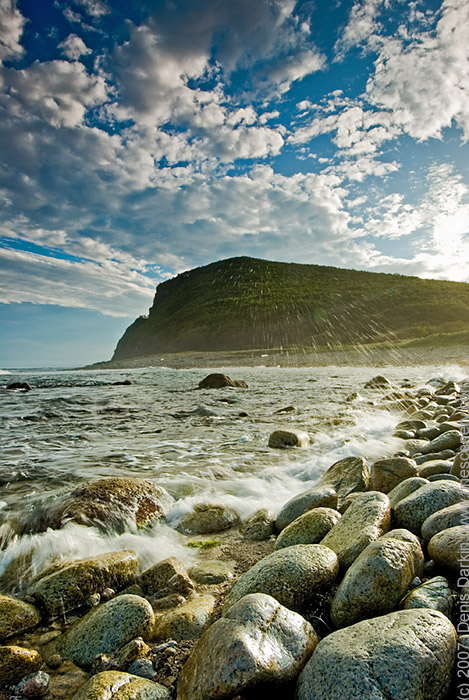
top-left (112, 257), bottom-right (469, 360)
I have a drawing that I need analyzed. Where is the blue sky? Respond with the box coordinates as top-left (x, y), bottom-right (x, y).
top-left (0, 0), bottom-right (468, 367)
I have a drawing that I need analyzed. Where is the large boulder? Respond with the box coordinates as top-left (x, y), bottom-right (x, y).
top-left (318, 456), bottom-right (370, 508)
top-left (320, 492), bottom-right (391, 571)
top-left (393, 481), bottom-right (469, 535)
top-left (330, 531), bottom-right (424, 628)
top-left (421, 501), bottom-right (469, 541)
top-left (0, 645), bottom-right (42, 687)
top-left (57, 594), bottom-right (155, 669)
top-left (428, 525), bottom-right (469, 574)
top-left (72, 671), bottom-right (169, 700)
top-left (0, 594), bottom-right (41, 640)
top-left (275, 507), bottom-right (341, 550)
top-left (222, 544), bottom-right (338, 614)
top-left (176, 503), bottom-right (240, 534)
top-left (28, 551), bottom-right (139, 617)
top-left (369, 457), bottom-right (418, 493)
top-left (178, 593), bottom-right (317, 700)
top-left (198, 374), bottom-right (248, 389)
top-left (275, 485), bottom-right (337, 532)
top-left (29, 478), bottom-right (174, 533)
top-left (296, 609), bottom-right (457, 700)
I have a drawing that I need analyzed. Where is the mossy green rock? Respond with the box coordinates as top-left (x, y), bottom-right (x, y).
top-left (421, 501), bottom-right (469, 541)
top-left (177, 503), bottom-right (240, 534)
top-left (178, 593), bottom-right (318, 700)
top-left (393, 482), bottom-right (469, 535)
top-left (153, 594), bottom-right (216, 641)
top-left (320, 492), bottom-right (391, 571)
top-left (0, 645), bottom-right (42, 686)
top-left (222, 544), bottom-right (338, 614)
top-left (428, 525), bottom-right (469, 574)
top-left (318, 456), bottom-right (370, 508)
top-left (330, 531), bottom-right (424, 628)
top-left (369, 457), bottom-right (418, 494)
top-left (275, 486), bottom-right (337, 532)
top-left (34, 477), bottom-right (174, 533)
top-left (28, 550), bottom-right (139, 617)
top-left (58, 594), bottom-right (154, 669)
top-left (0, 594), bottom-right (41, 640)
top-left (72, 671), bottom-right (170, 700)
top-left (275, 507), bottom-right (341, 550)
top-left (402, 576), bottom-right (453, 618)
top-left (239, 508), bottom-right (276, 540)
top-left (387, 477), bottom-right (429, 508)
top-left (296, 610), bottom-right (457, 700)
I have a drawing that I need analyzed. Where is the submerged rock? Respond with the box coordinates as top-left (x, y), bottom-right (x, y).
top-left (318, 456), bottom-right (370, 508)
top-left (0, 645), bottom-right (42, 686)
top-left (320, 492), bottom-right (391, 571)
top-left (330, 531), bottom-right (424, 628)
top-left (198, 374), bottom-right (248, 389)
top-left (275, 507), bottom-right (341, 550)
top-left (268, 428), bottom-right (310, 448)
top-left (176, 503), bottom-right (240, 534)
top-left (222, 544), bottom-right (339, 614)
top-left (72, 671), bottom-right (169, 700)
top-left (296, 609), bottom-right (456, 700)
top-left (28, 550), bottom-right (139, 617)
top-left (275, 485), bottom-right (337, 532)
top-left (178, 593), bottom-right (317, 700)
top-left (30, 477), bottom-right (174, 533)
top-left (58, 594), bottom-right (154, 669)
top-left (0, 594), bottom-right (41, 640)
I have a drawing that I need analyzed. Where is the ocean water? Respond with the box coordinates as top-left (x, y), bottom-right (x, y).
top-left (0, 363), bottom-right (465, 585)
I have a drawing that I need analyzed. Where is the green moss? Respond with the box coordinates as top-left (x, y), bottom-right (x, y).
top-left (187, 539), bottom-right (221, 549)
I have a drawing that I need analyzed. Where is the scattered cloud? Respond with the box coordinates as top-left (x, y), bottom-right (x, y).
top-left (0, 0), bottom-right (26, 63)
top-left (58, 34), bottom-right (92, 60)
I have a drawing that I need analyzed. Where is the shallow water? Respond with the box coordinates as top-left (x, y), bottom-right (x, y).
top-left (0, 363), bottom-right (465, 583)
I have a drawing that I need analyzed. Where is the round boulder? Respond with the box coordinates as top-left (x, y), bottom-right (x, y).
top-left (387, 477), bottom-right (429, 508)
top-left (369, 457), bottom-right (418, 493)
top-left (275, 507), bottom-right (341, 550)
top-left (296, 609), bottom-right (457, 700)
top-left (178, 593), bottom-right (318, 700)
top-left (275, 486), bottom-right (337, 532)
top-left (428, 525), bottom-right (469, 574)
top-left (222, 544), bottom-right (339, 614)
top-left (401, 576), bottom-right (453, 618)
top-left (421, 501), bottom-right (469, 541)
top-left (393, 482), bottom-right (469, 535)
top-left (0, 594), bottom-right (41, 640)
top-left (176, 503), bottom-right (240, 534)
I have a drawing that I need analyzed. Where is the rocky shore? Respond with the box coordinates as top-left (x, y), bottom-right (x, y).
top-left (1, 373), bottom-right (468, 699)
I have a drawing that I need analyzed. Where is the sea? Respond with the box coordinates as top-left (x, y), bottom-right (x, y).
top-left (0, 362), bottom-right (465, 587)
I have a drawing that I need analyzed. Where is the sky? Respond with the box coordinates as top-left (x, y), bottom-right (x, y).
top-left (0, 0), bottom-right (468, 367)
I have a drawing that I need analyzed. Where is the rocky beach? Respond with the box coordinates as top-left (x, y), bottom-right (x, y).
top-left (0, 365), bottom-right (468, 699)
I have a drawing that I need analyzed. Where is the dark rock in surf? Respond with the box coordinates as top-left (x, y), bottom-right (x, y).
top-left (268, 428), bottom-right (310, 448)
top-left (198, 374), bottom-right (248, 389)
top-left (111, 380), bottom-right (132, 386)
top-left (7, 382), bottom-right (32, 391)
top-left (27, 477), bottom-right (174, 534)
top-left (364, 375), bottom-right (392, 389)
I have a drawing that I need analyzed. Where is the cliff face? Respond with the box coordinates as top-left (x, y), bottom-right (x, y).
top-left (112, 256), bottom-right (469, 360)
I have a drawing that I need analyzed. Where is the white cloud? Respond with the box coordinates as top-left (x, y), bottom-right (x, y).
top-left (0, 0), bottom-right (26, 63)
top-left (58, 34), bottom-right (92, 60)
top-left (74, 0), bottom-right (109, 16)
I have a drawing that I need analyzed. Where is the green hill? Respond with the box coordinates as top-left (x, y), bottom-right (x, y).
top-left (112, 256), bottom-right (469, 360)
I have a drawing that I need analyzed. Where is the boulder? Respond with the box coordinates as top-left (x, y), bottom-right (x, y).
top-left (222, 544), bottom-right (339, 614)
top-left (415, 449), bottom-right (455, 464)
top-left (198, 374), bottom-right (247, 389)
top-left (387, 477), bottom-right (429, 508)
top-left (268, 428), bottom-right (310, 448)
top-left (189, 560), bottom-right (234, 584)
top-left (422, 430), bottom-right (462, 454)
top-left (428, 473), bottom-right (460, 483)
top-left (153, 594), bottom-right (216, 641)
top-left (393, 482), bottom-right (469, 535)
top-left (364, 375), bottom-right (393, 389)
top-left (418, 460), bottom-right (452, 478)
top-left (178, 593), bottom-right (317, 700)
top-left (275, 485), bottom-right (337, 532)
top-left (402, 576), bottom-right (453, 618)
top-left (320, 492), bottom-right (391, 571)
top-left (317, 456), bottom-right (370, 508)
top-left (330, 531), bottom-right (424, 628)
top-left (31, 478), bottom-right (174, 533)
top-left (275, 507), bottom-right (341, 550)
top-left (296, 609), bottom-right (456, 700)
top-left (421, 501), bottom-right (469, 541)
top-left (176, 503), bottom-right (240, 534)
top-left (0, 645), bottom-right (42, 686)
top-left (239, 508), bottom-right (276, 540)
top-left (369, 457), bottom-right (418, 493)
top-left (402, 439), bottom-right (430, 456)
top-left (7, 382), bottom-right (32, 391)
top-left (28, 550), bottom-right (139, 617)
top-left (71, 671), bottom-right (169, 700)
top-left (0, 594), bottom-right (41, 640)
top-left (428, 525), bottom-right (469, 574)
top-left (58, 594), bottom-right (154, 669)
top-left (451, 451), bottom-right (468, 478)
top-left (138, 557), bottom-right (193, 598)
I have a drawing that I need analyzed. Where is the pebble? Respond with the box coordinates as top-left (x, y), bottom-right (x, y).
top-left (14, 671), bottom-right (50, 698)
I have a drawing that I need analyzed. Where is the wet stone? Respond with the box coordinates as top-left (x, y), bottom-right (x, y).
top-left (318, 456), bottom-right (370, 509)
top-left (71, 671), bottom-right (170, 700)
top-left (188, 560), bottom-right (234, 584)
top-left (153, 594), bottom-right (216, 642)
top-left (418, 460), bottom-right (452, 478)
top-left (275, 485), bottom-right (337, 532)
top-left (239, 508), bottom-right (276, 540)
top-left (428, 525), bottom-right (469, 574)
top-left (90, 637), bottom-right (152, 674)
top-left (176, 503), bottom-right (240, 534)
top-left (393, 481), bottom-right (469, 535)
top-left (14, 671), bottom-right (50, 698)
top-left (421, 501), bottom-right (469, 541)
top-left (369, 457), bottom-right (418, 494)
top-left (0, 594), bottom-right (41, 640)
top-left (387, 477), bottom-right (429, 508)
top-left (275, 507), bottom-right (341, 550)
top-left (139, 557), bottom-right (194, 598)
top-left (198, 374), bottom-right (248, 389)
top-left (0, 645), bottom-right (42, 687)
top-left (268, 428), bottom-right (310, 448)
